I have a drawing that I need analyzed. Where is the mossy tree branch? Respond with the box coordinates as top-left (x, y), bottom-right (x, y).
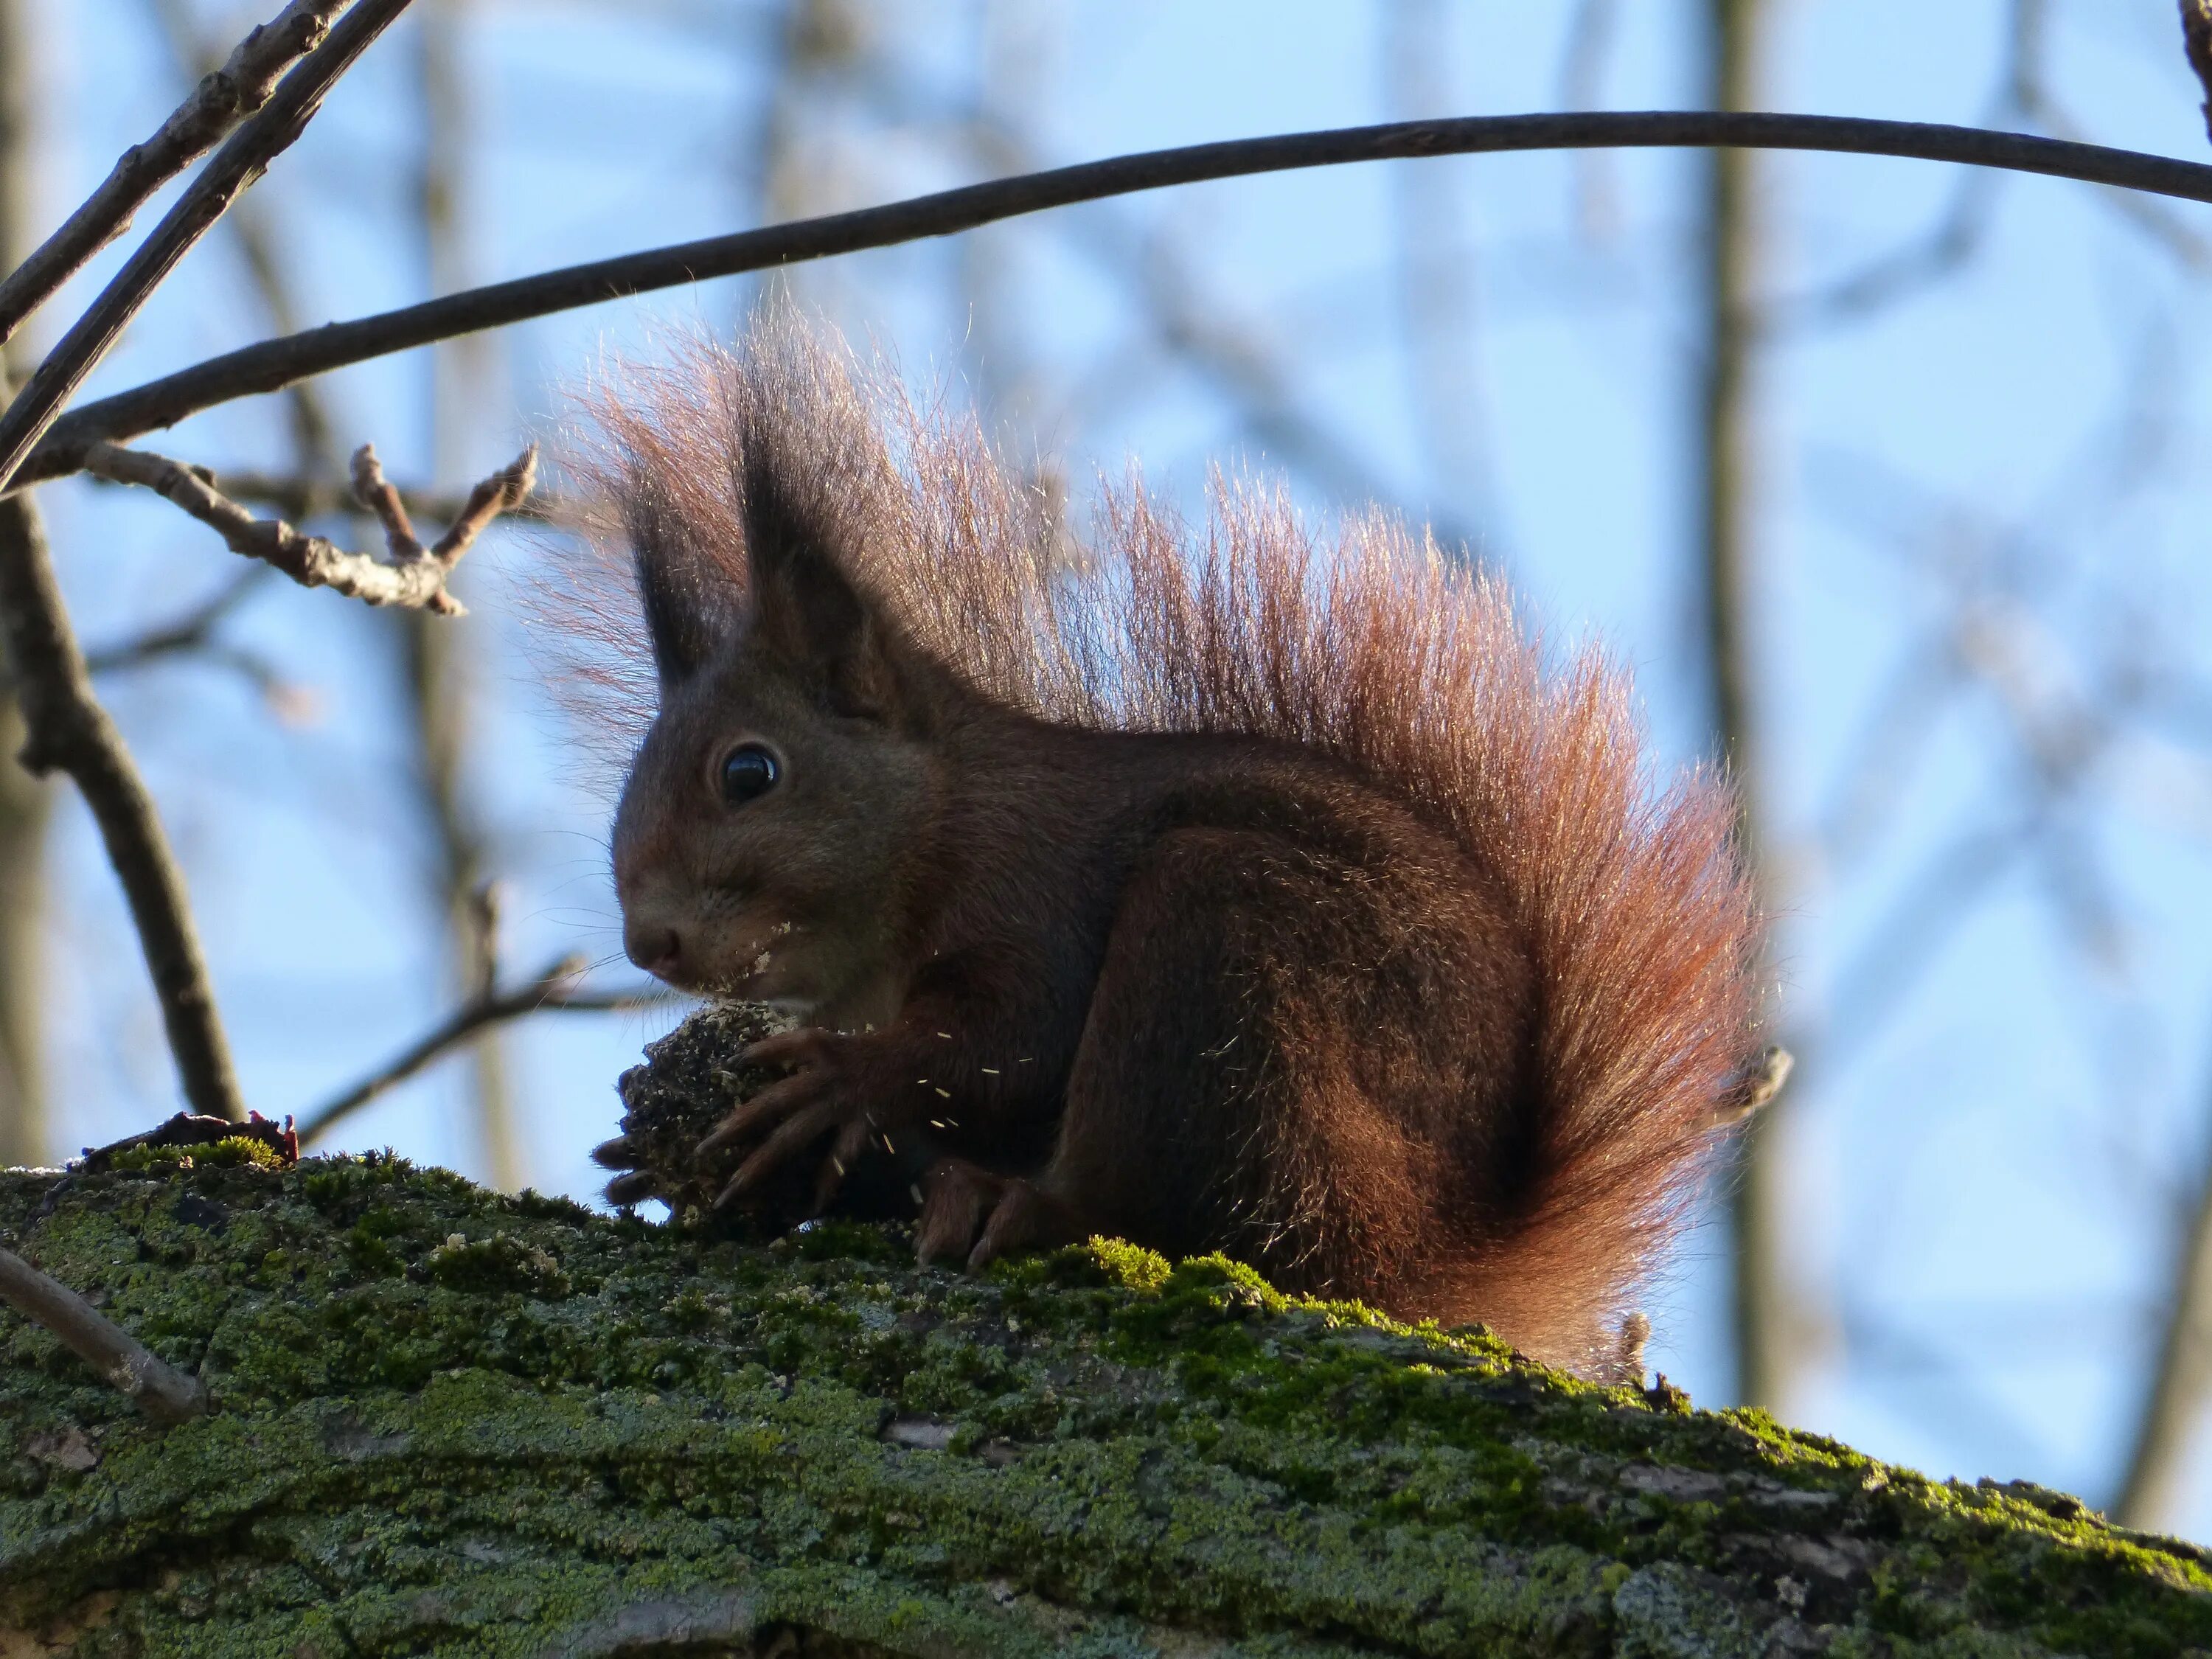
top-left (3, 1156), bottom-right (2208, 1657)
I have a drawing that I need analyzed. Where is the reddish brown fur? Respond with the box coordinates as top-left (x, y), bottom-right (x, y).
top-left (568, 316), bottom-right (1761, 1374)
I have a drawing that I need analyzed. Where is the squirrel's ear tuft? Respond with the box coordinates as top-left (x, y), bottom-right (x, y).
top-left (743, 461), bottom-right (912, 724)
top-left (632, 499), bottom-right (736, 687)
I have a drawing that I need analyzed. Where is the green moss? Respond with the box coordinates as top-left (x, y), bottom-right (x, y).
top-left (3, 1159), bottom-right (2208, 1658)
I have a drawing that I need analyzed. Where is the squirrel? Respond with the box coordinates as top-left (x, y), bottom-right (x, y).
top-left (580, 317), bottom-right (1761, 1375)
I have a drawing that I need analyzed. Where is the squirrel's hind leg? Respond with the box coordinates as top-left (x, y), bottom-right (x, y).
top-left (953, 824), bottom-right (1480, 1312)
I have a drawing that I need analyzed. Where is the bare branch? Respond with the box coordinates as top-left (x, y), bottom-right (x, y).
top-left (2184, 0), bottom-right (2212, 149)
top-left (296, 956), bottom-right (669, 1148)
top-left (18, 111), bottom-right (2212, 487)
top-left (0, 1242), bottom-right (209, 1423)
top-left (0, 493), bottom-right (243, 1121)
top-left (0, 0), bottom-right (414, 494)
top-left (79, 439), bottom-right (536, 615)
top-left (0, 0), bottom-right (347, 352)
top-left (91, 465), bottom-right (552, 526)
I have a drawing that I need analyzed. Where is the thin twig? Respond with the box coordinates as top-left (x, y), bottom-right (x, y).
top-left (19, 109), bottom-right (2212, 484)
top-left (0, 0), bottom-right (414, 494)
top-left (79, 439), bottom-right (535, 614)
top-left (296, 956), bottom-right (669, 1147)
top-left (2183, 0), bottom-right (2212, 149)
top-left (0, 493), bottom-right (243, 1121)
top-left (152, 468), bottom-right (554, 525)
top-left (0, 0), bottom-right (346, 351)
top-left (0, 1242), bottom-right (209, 1422)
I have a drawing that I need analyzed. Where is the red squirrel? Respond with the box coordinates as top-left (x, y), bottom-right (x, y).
top-left (582, 320), bottom-right (1761, 1373)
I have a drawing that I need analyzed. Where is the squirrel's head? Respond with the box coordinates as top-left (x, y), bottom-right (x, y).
top-left (611, 448), bottom-right (946, 1025)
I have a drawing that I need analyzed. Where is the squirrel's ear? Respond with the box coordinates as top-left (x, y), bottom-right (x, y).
top-left (632, 507), bottom-right (736, 686)
top-left (744, 473), bottom-right (911, 723)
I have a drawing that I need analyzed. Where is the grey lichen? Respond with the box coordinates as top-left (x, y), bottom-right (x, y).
top-left (1, 1153), bottom-right (2208, 1658)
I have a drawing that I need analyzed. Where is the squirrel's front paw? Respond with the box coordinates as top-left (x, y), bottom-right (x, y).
top-left (916, 1158), bottom-right (1082, 1270)
top-left (699, 1027), bottom-right (895, 1212)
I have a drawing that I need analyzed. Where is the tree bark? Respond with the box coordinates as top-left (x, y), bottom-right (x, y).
top-left (3, 1155), bottom-right (2208, 1657)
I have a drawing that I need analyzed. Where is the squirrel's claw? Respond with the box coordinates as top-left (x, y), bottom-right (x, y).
top-left (718, 1096), bottom-right (837, 1204)
top-left (915, 1158), bottom-right (992, 1264)
top-left (697, 1068), bottom-right (826, 1159)
top-left (916, 1158), bottom-right (1082, 1269)
top-left (741, 1029), bottom-right (827, 1071)
top-left (603, 1168), bottom-right (661, 1207)
top-left (591, 1133), bottom-right (640, 1170)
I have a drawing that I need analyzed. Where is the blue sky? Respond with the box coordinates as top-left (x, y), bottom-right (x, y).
top-left (22, 0), bottom-right (2212, 1534)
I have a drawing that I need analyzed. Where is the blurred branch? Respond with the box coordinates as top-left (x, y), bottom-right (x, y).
top-left (1775, 174), bottom-right (2000, 329)
top-left (0, 0), bottom-right (49, 1170)
top-left (296, 955), bottom-right (669, 1147)
top-left (0, 0), bottom-right (345, 352)
top-left (80, 438), bottom-right (535, 615)
top-left (23, 110), bottom-right (2212, 487)
top-left (0, 493), bottom-right (243, 1121)
top-left (81, 574), bottom-right (264, 686)
top-left (0, 0), bottom-right (412, 494)
top-left (414, 0), bottom-right (523, 1191)
top-left (1694, 0), bottom-right (1793, 1414)
top-left (69, 568), bottom-right (315, 724)
top-left (0, 1242), bottom-right (207, 1422)
top-left (2115, 1030), bottom-right (2212, 1530)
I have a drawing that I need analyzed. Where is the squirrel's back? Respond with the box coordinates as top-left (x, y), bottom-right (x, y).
top-left (574, 317), bottom-right (1761, 1371)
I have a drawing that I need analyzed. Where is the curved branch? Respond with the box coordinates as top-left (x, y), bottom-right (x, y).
top-left (15, 109), bottom-right (2212, 484)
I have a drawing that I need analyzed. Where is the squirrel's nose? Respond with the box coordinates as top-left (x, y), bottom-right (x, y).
top-left (624, 921), bottom-right (684, 980)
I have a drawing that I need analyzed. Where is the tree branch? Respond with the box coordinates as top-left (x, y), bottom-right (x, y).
top-left (0, 0), bottom-right (347, 352)
top-left (0, 493), bottom-right (243, 1121)
top-left (296, 956), bottom-right (667, 1147)
top-left (79, 438), bottom-right (535, 614)
top-left (17, 110), bottom-right (2212, 485)
top-left (0, 1242), bottom-right (208, 1423)
top-left (0, 0), bottom-right (413, 494)
top-left (199, 468), bottom-right (551, 525)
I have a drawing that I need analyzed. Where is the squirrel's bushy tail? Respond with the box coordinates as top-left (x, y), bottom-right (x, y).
top-left (566, 319), bottom-right (1762, 1361)
top-left (1075, 484), bottom-right (1762, 1365)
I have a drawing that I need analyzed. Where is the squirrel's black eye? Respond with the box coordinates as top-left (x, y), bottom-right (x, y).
top-left (719, 743), bottom-right (780, 806)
